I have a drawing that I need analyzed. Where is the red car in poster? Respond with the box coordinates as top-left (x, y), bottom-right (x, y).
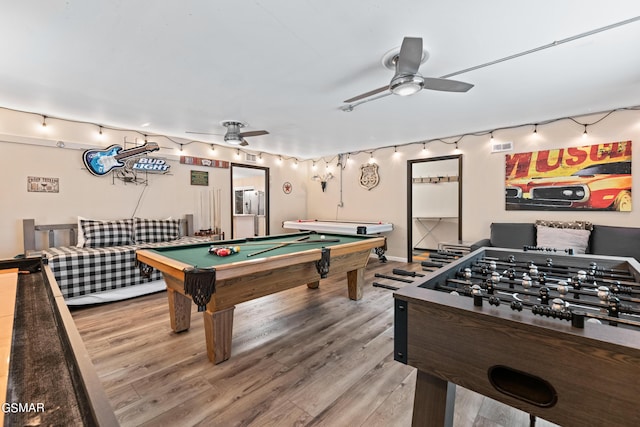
top-left (506, 161), bottom-right (632, 211)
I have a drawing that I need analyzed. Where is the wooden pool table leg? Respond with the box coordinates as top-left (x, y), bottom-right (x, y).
top-left (347, 268), bottom-right (365, 300)
top-left (203, 306), bottom-right (235, 364)
top-left (167, 287), bottom-right (192, 332)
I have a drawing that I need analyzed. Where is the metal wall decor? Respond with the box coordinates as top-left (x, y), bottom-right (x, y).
top-left (359, 163), bottom-right (380, 190)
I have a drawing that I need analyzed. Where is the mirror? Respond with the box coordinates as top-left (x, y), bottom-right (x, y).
top-left (230, 163), bottom-right (269, 239)
top-left (406, 155), bottom-right (462, 262)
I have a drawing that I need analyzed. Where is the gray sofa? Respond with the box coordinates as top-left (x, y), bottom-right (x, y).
top-left (471, 222), bottom-right (640, 262)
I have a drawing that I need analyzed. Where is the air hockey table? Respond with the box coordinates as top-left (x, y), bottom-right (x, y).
top-left (282, 219), bottom-right (393, 261)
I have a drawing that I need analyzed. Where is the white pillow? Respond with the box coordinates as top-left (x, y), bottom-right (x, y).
top-left (536, 225), bottom-right (591, 254)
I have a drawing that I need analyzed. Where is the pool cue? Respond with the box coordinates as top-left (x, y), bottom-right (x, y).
top-left (246, 235), bottom-right (311, 258)
top-left (232, 239), bottom-right (340, 246)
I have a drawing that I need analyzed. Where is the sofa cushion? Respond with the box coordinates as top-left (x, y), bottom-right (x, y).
top-left (490, 223), bottom-right (536, 249)
top-left (536, 225), bottom-right (590, 254)
top-left (134, 218), bottom-right (181, 243)
top-left (590, 225), bottom-right (640, 261)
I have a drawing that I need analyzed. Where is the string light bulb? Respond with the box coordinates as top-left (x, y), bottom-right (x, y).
top-left (210, 144), bottom-right (215, 151)
top-left (312, 161), bottom-right (317, 170)
top-left (368, 152), bottom-right (375, 164)
top-left (42, 116), bottom-right (47, 128)
top-left (533, 124), bottom-right (538, 134)
top-left (490, 132), bottom-right (494, 141)
top-left (583, 124), bottom-right (588, 137)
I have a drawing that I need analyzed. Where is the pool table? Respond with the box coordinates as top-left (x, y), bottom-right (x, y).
top-left (136, 231), bottom-right (386, 364)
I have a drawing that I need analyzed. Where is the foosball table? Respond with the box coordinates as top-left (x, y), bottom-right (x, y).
top-left (394, 247), bottom-right (640, 427)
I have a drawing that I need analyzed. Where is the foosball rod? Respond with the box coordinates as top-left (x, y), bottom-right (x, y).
top-left (372, 282), bottom-right (399, 291)
top-left (374, 273), bottom-right (414, 283)
top-left (477, 258), bottom-right (635, 281)
top-left (428, 252), bottom-right (460, 261)
top-left (453, 272), bottom-right (640, 303)
top-left (421, 260), bottom-right (445, 268)
top-left (445, 278), bottom-right (640, 315)
top-left (392, 268), bottom-right (425, 277)
top-left (440, 282), bottom-right (640, 328)
top-left (481, 256), bottom-right (633, 278)
top-left (470, 261), bottom-right (639, 288)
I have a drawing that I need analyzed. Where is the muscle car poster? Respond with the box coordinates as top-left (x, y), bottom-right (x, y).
top-left (505, 141), bottom-right (632, 211)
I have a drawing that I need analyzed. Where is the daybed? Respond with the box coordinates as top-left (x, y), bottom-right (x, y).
top-left (470, 220), bottom-right (640, 261)
top-left (23, 214), bottom-right (211, 305)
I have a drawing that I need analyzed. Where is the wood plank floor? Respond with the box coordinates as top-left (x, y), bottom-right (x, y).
top-left (71, 260), bottom-right (559, 427)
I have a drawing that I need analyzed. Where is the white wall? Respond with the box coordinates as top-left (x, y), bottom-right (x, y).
top-left (0, 109), bottom-right (308, 258)
top-left (307, 109), bottom-right (640, 261)
top-left (1, 107), bottom-right (638, 260)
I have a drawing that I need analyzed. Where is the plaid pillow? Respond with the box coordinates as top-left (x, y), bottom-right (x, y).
top-left (134, 218), bottom-right (181, 243)
top-left (81, 219), bottom-right (134, 248)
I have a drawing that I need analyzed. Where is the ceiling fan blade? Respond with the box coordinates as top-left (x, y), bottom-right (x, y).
top-left (423, 77), bottom-right (474, 92)
top-left (239, 139), bottom-right (249, 146)
top-left (396, 37), bottom-right (423, 75)
top-left (343, 85), bottom-right (389, 103)
top-left (239, 130), bottom-right (269, 137)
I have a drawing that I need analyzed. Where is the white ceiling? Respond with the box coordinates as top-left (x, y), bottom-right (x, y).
top-left (1, 1), bottom-right (640, 159)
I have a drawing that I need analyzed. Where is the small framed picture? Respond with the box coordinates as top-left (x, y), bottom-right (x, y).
top-left (190, 170), bottom-right (209, 186)
top-left (27, 176), bottom-right (59, 193)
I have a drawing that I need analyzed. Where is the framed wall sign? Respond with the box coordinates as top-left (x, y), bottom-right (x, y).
top-left (505, 140), bottom-right (632, 211)
top-left (27, 176), bottom-right (59, 193)
top-left (190, 170), bottom-right (209, 186)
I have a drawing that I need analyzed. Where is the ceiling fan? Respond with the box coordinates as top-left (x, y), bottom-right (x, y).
top-left (186, 120), bottom-right (269, 146)
top-left (343, 37), bottom-right (474, 104)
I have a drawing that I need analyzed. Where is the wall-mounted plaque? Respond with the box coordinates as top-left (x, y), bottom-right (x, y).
top-left (27, 176), bottom-right (59, 193)
top-left (190, 170), bottom-right (209, 186)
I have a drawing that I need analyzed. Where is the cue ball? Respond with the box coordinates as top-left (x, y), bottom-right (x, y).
top-left (320, 235), bottom-right (325, 239)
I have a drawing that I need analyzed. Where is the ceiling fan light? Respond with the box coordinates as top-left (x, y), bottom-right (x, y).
top-left (390, 74), bottom-right (424, 96)
top-left (224, 134), bottom-right (242, 145)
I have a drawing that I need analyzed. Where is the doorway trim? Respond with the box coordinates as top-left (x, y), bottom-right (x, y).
top-left (406, 154), bottom-right (462, 263)
top-left (230, 163), bottom-right (270, 238)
